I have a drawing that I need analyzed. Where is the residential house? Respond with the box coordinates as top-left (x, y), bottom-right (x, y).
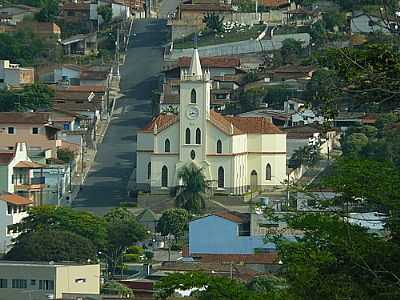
top-left (0, 143), bottom-right (45, 206)
top-left (0, 5), bottom-right (39, 25)
top-left (283, 7), bottom-right (321, 26)
top-left (333, 112), bottom-right (377, 130)
top-left (0, 112), bottom-right (60, 153)
top-left (176, 1), bottom-right (233, 22)
top-left (0, 196), bottom-right (30, 241)
top-left (52, 85), bottom-right (108, 121)
top-left (16, 21), bottom-right (61, 39)
top-left (0, 60), bottom-right (34, 88)
top-left (80, 68), bottom-right (111, 86)
top-left (48, 64), bottom-right (111, 86)
top-left (0, 261), bottom-right (100, 300)
top-left (60, 33), bottom-right (98, 56)
top-left (267, 64), bottom-right (315, 81)
top-left (0, 192), bottom-right (32, 254)
top-left (61, 2), bottom-right (95, 24)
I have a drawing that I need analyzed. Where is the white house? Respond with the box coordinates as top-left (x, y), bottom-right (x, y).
top-left (136, 48), bottom-right (287, 194)
top-left (0, 193), bottom-right (32, 254)
top-left (0, 60), bottom-right (34, 88)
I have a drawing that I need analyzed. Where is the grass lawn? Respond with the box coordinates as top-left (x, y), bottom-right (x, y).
top-left (173, 24), bottom-right (266, 49)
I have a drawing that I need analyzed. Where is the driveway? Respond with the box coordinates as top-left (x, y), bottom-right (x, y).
top-left (72, 19), bottom-right (168, 214)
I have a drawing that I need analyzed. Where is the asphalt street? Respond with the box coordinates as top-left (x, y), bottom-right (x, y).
top-left (72, 19), bottom-right (169, 214)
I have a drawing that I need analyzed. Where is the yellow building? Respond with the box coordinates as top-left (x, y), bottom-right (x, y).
top-left (0, 261), bottom-right (100, 300)
top-left (136, 48), bottom-right (287, 195)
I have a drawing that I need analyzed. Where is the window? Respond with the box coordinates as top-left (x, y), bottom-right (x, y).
top-left (7, 205), bottom-right (12, 215)
top-left (195, 128), bottom-right (201, 144)
top-left (0, 279), bottom-right (7, 288)
top-left (75, 278), bottom-right (86, 283)
top-left (266, 163), bottom-right (272, 180)
top-left (190, 89), bottom-right (196, 103)
top-left (7, 225), bottom-right (13, 235)
top-left (217, 140), bottom-right (222, 153)
top-left (190, 150), bottom-right (196, 160)
top-left (185, 128), bottom-right (191, 144)
top-left (7, 127), bottom-right (15, 134)
top-left (30, 280), bottom-right (36, 286)
top-left (147, 162), bottom-right (151, 180)
top-left (12, 279), bottom-right (27, 289)
top-left (32, 127), bottom-right (39, 134)
top-left (39, 280), bottom-right (54, 290)
top-left (164, 139), bottom-right (170, 152)
top-left (67, 11), bottom-right (75, 16)
top-left (218, 167), bottom-right (224, 188)
top-left (161, 166), bottom-right (168, 188)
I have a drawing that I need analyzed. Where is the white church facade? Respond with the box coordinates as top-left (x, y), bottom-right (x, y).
top-left (136, 49), bottom-right (287, 195)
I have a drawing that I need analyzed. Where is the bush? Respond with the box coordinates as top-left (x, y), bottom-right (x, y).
top-left (57, 148), bottom-right (75, 163)
top-left (124, 253), bottom-right (140, 263)
top-left (119, 201), bottom-right (137, 207)
top-left (126, 245), bottom-right (144, 255)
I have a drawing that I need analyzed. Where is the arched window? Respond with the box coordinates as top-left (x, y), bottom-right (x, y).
top-left (161, 166), bottom-right (168, 187)
top-left (218, 166), bottom-right (224, 188)
top-left (185, 128), bottom-right (191, 144)
top-left (266, 163), bottom-right (272, 180)
top-left (190, 89), bottom-right (196, 103)
top-left (196, 128), bottom-right (201, 144)
top-left (164, 139), bottom-right (170, 152)
top-left (190, 150), bottom-right (196, 160)
top-left (147, 162), bottom-right (151, 179)
top-left (217, 140), bottom-right (222, 153)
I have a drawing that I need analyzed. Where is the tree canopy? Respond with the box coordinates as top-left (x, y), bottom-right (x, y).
top-left (6, 230), bottom-right (97, 262)
top-left (156, 208), bottom-right (190, 239)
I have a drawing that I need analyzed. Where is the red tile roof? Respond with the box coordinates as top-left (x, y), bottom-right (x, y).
top-left (142, 114), bottom-right (178, 133)
top-left (213, 211), bottom-right (249, 223)
top-left (14, 161), bottom-right (45, 168)
top-left (178, 56), bottom-right (240, 69)
top-left (0, 112), bottom-right (50, 124)
top-left (80, 70), bottom-right (109, 81)
top-left (225, 115), bottom-right (283, 134)
top-left (209, 110), bottom-right (242, 135)
top-left (192, 253), bottom-right (279, 264)
top-left (53, 85), bottom-right (106, 93)
top-left (259, 0), bottom-right (290, 8)
top-left (0, 192), bottom-right (32, 205)
top-left (62, 3), bottom-right (90, 11)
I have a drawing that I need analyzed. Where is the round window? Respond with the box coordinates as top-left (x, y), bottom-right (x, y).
top-left (190, 150), bottom-right (196, 160)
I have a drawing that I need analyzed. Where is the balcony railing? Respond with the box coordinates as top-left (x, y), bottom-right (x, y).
top-left (13, 176), bottom-right (45, 190)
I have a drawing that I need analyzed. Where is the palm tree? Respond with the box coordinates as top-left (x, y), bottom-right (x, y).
top-left (175, 163), bottom-right (207, 214)
top-left (202, 12), bottom-right (225, 34)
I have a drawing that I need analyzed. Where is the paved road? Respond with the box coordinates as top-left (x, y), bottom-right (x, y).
top-left (72, 19), bottom-right (169, 214)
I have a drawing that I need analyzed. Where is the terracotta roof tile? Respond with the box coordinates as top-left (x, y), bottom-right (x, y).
top-left (192, 253), bottom-right (279, 264)
top-left (259, 0), bottom-right (290, 7)
top-left (142, 114), bottom-right (178, 133)
top-left (209, 110), bottom-right (242, 135)
top-left (0, 192), bottom-right (32, 205)
top-left (53, 85), bottom-right (106, 93)
top-left (225, 116), bottom-right (283, 134)
top-left (0, 112), bottom-right (50, 124)
top-left (213, 211), bottom-right (249, 223)
top-left (178, 56), bottom-right (240, 68)
top-left (80, 70), bottom-right (109, 81)
top-left (62, 3), bottom-right (90, 11)
top-left (14, 161), bottom-right (45, 168)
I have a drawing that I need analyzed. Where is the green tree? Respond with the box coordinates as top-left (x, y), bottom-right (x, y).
top-left (322, 11), bottom-right (346, 32)
top-left (97, 5), bottom-right (112, 25)
top-left (175, 163), bottom-right (207, 214)
top-left (280, 39), bottom-right (303, 64)
top-left (104, 208), bottom-right (148, 274)
top-left (101, 281), bottom-right (134, 298)
top-left (156, 208), bottom-right (189, 241)
top-left (16, 206), bottom-right (107, 248)
top-left (57, 148), bottom-right (75, 163)
top-left (341, 132), bottom-right (369, 157)
top-left (202, 12), bottom-right (225, 34)
top-left (35, 0), bottom-right (59, 22)
top-left (6, 230), bottom-right (97, 262)
top-left (236, 87), bottom-right (265, 112)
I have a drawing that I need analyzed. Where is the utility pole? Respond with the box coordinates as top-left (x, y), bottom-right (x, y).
top-left (113, 25), bottom-right (121, 80)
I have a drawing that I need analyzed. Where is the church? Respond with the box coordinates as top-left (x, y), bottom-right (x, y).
top-left (136, 48), bottom-right (287, 195)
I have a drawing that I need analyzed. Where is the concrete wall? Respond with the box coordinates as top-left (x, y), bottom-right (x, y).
top-left (170, 33), bottom-right (310, 58)
top-left (189, 215), bottom-right (270, 254)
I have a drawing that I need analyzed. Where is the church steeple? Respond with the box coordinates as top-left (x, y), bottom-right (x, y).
top-left (189, 47), bottom-right (202, 77)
